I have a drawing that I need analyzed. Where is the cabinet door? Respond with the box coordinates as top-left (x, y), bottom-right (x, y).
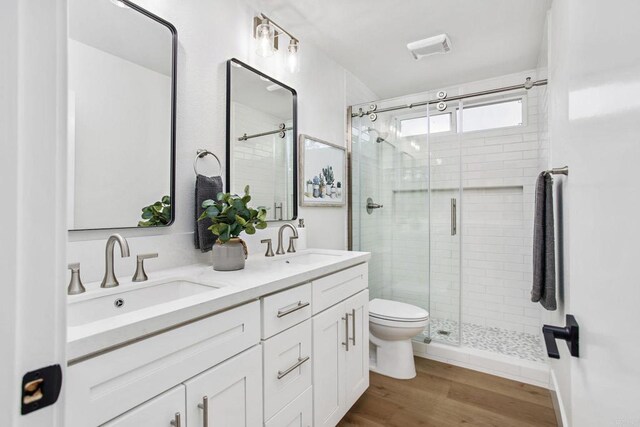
top-left (185, 346), bottom-right (262, 427)
top-left (101, 385), bottom-right (185, 427)
top-left (312, 302), bottom-right (347, 427)
top-left (344, 290), bottom-right (370, 408)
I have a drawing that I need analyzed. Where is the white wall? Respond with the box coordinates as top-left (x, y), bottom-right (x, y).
top-left (0, 0), bottom-right (68, 425)
top-left (546, 0), bottom-right (640, 425)
top-left (68, 40), bottom-right (171, 229)
top-left (67, 0), bottom-right (377, 283)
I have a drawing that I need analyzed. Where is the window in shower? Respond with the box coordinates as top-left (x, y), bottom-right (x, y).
top-left (461, 98), bottom-right (523, 132)
top-left (399, 112), bottom-right (453, 137)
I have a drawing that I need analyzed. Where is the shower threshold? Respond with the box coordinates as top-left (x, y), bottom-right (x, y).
top-left (421, 318), bottom-right (546, 363)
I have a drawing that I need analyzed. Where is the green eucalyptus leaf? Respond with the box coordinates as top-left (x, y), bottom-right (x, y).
top-left (202, 199), bottom-right (216, 208)
top-left (205, 206), bottom-right (220, 217)
top-left (255, 221), bottom-right (267, 230)
top-left (245, 223), bottom-right (256, 234)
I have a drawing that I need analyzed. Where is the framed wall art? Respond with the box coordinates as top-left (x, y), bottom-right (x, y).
top-left (298, 134), bottom-right (346, 207)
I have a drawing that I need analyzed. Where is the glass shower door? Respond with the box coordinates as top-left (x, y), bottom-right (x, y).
top-left (350, 95), bottom-right (462, 346)
top-left (427, 101), bottom-right (462, 345)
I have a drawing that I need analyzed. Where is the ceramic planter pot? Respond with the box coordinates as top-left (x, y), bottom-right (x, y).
top-left (212, 237), bottom-right (248, 271)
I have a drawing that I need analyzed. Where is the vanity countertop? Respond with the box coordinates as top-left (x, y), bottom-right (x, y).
top-left (67, 249), bottom-right (370, 362)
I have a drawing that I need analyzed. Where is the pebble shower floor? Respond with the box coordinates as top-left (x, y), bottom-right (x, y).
top-left (426, 318), bottom-right (546, 363)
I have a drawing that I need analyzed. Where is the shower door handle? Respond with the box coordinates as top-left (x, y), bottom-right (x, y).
top-left (450, 198), bottom-right (457, 236)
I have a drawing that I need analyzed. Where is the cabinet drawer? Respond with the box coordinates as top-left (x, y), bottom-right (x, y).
top-left (66, 301), bottom-right (260, 427)
top-left (263, 319), bottom-right (312, 421)
top-left (312, 264), bottom-right (368, 314)
top-left (265, 386), bottom-right (312, 427)
top-left (262, 283), bottom-right (312, 339)
top-left (101, 385), bottom-right (185, 426)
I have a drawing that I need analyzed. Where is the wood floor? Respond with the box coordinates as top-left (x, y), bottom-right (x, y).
top-left (339, 357), bottom-right (557, 427)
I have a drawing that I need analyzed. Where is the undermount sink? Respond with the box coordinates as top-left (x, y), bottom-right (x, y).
top-left (274, 251), bottom-right (344, 266)
top-left (67, 279), bottom-right (220, 327)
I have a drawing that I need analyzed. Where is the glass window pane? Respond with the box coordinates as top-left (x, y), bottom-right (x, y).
top-left (462, 99), bottom-right (523, 132)
top-left (400, 113), bottom-right (451, 137)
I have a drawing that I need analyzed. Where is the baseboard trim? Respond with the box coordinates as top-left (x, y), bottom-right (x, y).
top-left (412, 340), bottom-right (551, 388)
top-left (549, 369), bottom-right (569, 427)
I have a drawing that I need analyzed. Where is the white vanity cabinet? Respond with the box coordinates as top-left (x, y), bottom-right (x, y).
top-left (312, 289), bottom-right (369, 427)
top-left (67, 258), bottom-right (370, 427)
top-left (66, 301), bottom-right (261, 426)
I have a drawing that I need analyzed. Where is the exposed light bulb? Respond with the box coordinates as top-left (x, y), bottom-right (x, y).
top-left (255, 19), bottom-right (275, 57)
top-left (287, 39), bottom-right (300, 73)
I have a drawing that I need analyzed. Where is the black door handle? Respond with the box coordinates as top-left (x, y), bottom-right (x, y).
top-left (542, 314), bottom-right (579, 359)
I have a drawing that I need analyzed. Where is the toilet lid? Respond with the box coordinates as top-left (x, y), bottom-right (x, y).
top-left (369, 298), bottom-right (429, 322)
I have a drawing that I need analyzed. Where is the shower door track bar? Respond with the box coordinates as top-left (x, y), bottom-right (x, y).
top-left (351, 78), bottom-right (548, 118)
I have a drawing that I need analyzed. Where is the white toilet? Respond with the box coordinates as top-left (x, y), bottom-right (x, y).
top-left (369, 298), bottom-right (429, 379)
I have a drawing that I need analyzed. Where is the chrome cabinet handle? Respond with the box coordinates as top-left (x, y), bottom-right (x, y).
top-left (277, 356), bottom-right (310, 379)
top-left (342, 314), bottom-right (349, 351)
top-left (349, 309), bottom-right (356, 346)
top-left (170, 412), bottom-right (181, 427)
top-left (197, 396), bottom-right (208, 427)
top-left (277, 301), bottom-right (310, 318)
top-left (450, 198), bottom-right (457, 236)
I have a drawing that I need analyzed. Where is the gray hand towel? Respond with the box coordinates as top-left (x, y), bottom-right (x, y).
top-left (531, 171), bottom-right (557, 310)
top-left (195, 174), bottom-right (223, 252)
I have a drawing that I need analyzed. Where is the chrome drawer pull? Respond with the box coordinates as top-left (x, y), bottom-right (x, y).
top-left (197, 396), bottom-right (208, 427)
top-left (277, 301), bottom-right (310, 318)
top-left (170, 412), bottom-right (181, 427)
top-left (342, 314), bottom-right (349, 351)
top-left (350, 308), bottom-right (356, 346)
top-left (277, 356), bottom-right (310, 379)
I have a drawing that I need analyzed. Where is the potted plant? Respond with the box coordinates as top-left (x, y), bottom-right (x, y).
top-left (138, 196), bottom-right (171, 227)
top-left (336, 182), bottom-right (342, 197)
top-left (306, 179), bottom-right (313, 197)
top-left (199, 186), bottom-right (267, 271)
top-left (312, 176), bottom-right (320, 198)
top-left (319, 173), bottom-right (326, 198)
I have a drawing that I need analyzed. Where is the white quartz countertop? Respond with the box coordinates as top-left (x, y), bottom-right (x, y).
top-left (67, 249), bottom-right (370, 362)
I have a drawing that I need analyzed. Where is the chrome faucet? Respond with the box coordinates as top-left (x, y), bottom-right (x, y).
top-left (276, 223), bottom-right (298, 255)
top-left (100, 234), bottom-right (130, 288)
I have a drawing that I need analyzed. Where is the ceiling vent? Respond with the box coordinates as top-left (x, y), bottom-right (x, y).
top-left (407, 34), bottom-right (452, 60)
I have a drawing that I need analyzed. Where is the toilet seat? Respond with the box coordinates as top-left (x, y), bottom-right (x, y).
top-left (369, 298), bottom-right (429, 323)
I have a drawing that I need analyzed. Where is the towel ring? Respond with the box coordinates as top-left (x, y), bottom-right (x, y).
top-left (194, 149), bottom-right (223, 176)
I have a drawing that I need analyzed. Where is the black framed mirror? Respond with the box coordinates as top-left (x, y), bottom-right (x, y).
top-left (67, 0), bottom-right (177, 230)
top-left (226, 58), bottom-right (298, 221)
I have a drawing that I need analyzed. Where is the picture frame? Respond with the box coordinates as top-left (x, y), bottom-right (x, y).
top-left (298, 134), bottom-right (346, 207)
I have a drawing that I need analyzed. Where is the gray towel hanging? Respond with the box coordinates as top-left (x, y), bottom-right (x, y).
top-left (194, 174), bottom-right (223, 252)
top-left (531, 171), bottom-right (557, 310)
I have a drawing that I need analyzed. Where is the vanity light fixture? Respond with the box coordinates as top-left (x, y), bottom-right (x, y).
top-left (255, 16), bottom-right (276, 57)
top-left (253, 13), bottom-right (300, 72)
top-left (287, 39), bottom-right (300, 73)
